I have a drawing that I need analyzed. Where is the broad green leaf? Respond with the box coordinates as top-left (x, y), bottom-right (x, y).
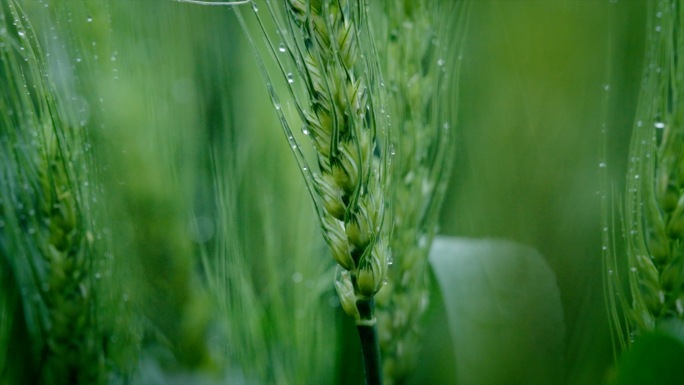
top-left (429, 236), bottom-right (565, 385)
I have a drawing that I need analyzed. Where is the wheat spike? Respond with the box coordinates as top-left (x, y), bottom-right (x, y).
top-left (610, 0), bottom-right (684, 349)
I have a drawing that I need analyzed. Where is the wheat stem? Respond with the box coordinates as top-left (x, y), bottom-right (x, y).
top-left (357, 298), bottom-right (382, 385)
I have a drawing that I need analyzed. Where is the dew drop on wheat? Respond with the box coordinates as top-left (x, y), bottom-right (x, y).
top-left (278, 42), bottom-right (286, 53)
top-left (301, 126), bottom-right (310, 136)
top-left (87, 16), bottom-right (93, 23)
top-left (286, 72), bottom-right (294, 84)
top-left (251, 2), bottom-right (258, 12)
top-left (599, 162), bottom-right (606, 168)
top-left (655, 121), bottom-right (665, 129)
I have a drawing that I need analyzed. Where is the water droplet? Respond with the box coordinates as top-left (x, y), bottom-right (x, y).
top-left (603, 84), bottom-right (610, 91)
top-left (95, 272), bottom-right (102, 279)
top-left (637, 120), bottom-right (643, 127)
top-left (87, 16), bottom-right (93, 22)
top-left (655, 121), bottom-right (665, 129)
top-left (286, 72), bottom-right (294, 83)
top-left (608, 269), bottom-right (614, 275)
top-left (437, 58), bottom-right (445, 67)
top-left (630, 267), bottom-right (637, 273)
top-left (76, 57), bottom-right (82, 63)
top-left (301, 126), bottom-right (310, 136)
top-left (274, 102), bottom-right (281, 110)
top-left (17, 30), bottom-right (25, 37)
top-left (292, 272), bottom-right (303, 283)
top-left (251, 1), bottom-right (258, 12)
top-left (599, 162), bottom-right (607, 168)
top-left (655, 25), bottom-right (662, 32)
top-left (278, 42), bottom-right (286, 53)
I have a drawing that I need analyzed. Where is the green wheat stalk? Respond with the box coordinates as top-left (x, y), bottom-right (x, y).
top-left (607, 0), bottom-right (684, 351)
top-left (229, 1), bottom-right (392, 383)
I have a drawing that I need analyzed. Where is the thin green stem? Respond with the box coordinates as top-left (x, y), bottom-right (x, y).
top-left (356, 298), bottom-right (382, 385)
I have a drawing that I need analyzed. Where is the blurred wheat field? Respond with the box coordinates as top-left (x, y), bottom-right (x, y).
top-left (0, 0), bottom-right (657, 384)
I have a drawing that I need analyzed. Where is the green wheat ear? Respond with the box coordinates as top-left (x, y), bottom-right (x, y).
top-left (0, 1), bottom-right (109, 383)
top-left (370, 1), bottom-right (468, 383)
top-left (233, 0), bottom-right (391, 382)
top-left (607, 0), bottom-right (684, 352)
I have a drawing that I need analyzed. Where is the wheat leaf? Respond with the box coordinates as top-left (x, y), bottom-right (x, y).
top-left (429, 236), bottom-right (565, 385)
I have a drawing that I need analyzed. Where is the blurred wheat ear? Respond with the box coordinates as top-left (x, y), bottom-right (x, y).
top-left (606, 0), bottom-right (684, 352)
top-left (370, 1), bottom-right (468, 383)
top-left (0, 1), bottom-right (110, 383)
